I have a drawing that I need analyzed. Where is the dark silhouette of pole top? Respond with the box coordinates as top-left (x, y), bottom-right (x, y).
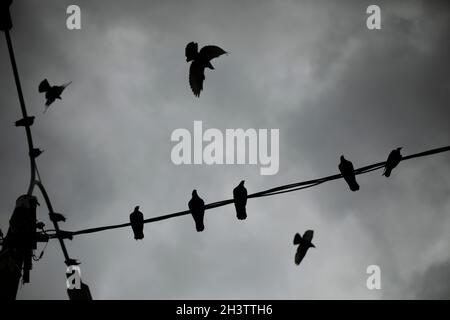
top-left (38, 79), bottom-right (71, 112)
top-left (188, 189), bottom-right (205, 232)
top-left (338, 155), bottom-right (360, 191)
top-left (383, 147), bottom-right (403, 177)
top-left (0, 0), bottom-right (13, 31)
top-left (233, 180), bottom-right (248, 220)
top-left (129, 206), bottom-right (144, 240)
top-left (293, 230), bottom-right (316, 266)
top-left (185, 42), bottom-right (227, 97)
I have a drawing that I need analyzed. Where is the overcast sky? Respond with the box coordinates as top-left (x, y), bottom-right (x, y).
top-left (0, 0), bottom-right (449, 299)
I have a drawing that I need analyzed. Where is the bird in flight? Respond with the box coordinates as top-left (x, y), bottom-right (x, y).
top-left (185, 42), bottom-right (227, 97)
top-left (338, 155), bottom-right (360, 191)
top-left (383, 147), bottom-right (403, 177)
top-left (129, 206), bottom-right (145, 240)
top-left (38, 79), bottom-right (71, 112)
top-left (188, 189), bottom-right (205, 232)
top-left (293, 230), bottom-right (316, 266)
top-left (233, 180), bottom-right (248, 220)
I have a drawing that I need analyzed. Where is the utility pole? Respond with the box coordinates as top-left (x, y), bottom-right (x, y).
top-left (0, 195), bottom-right (41, 300)
top-left (0, 0), bottom-right (92, 300)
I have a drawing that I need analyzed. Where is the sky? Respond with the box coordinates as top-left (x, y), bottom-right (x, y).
top-left (0, 0), bottom-right (449, 299)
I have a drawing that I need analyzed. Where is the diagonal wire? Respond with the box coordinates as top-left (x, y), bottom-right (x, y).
top-left (3, 29), bottom-right (73, 265)
top-left (58, 145), bottom-right (449, 238)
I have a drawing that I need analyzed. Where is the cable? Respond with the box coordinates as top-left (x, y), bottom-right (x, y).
top-left (55, 145), bottom-right (449, 238)
top-left (3, 28), bottom-right (74, 265)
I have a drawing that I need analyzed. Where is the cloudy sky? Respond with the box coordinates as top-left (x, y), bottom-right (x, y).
top-left (0, 0), bottom-right (449, 299)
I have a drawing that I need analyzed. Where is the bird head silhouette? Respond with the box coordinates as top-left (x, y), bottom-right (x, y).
top-left (397, 147), bottom-right (403, 151)
top-left (134, 206), bottom-right (140, 211)
top-left (340, 155), bottom-right (345, 161)
top-left (192, 189), bottom-right (198, 197)
top-left (239, 180), bottom-right (245, 186)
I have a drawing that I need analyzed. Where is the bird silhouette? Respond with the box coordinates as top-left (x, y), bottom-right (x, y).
top-left (129, 206), bottom-right (144, 240)
top-left (36, 221), bottom-right (45, 230)
top-left (65, 258), bottom-right (80, 266)
top-left (293, 230), bottom-right (316, 266)
top-left (383, 147), bottom-right (403, 177)
top-left (233, 180), bottom-right (248, 220)
top-left (185, 42), bottom-right (227, 97)
top-left (49, 212), bottom-right (66, 223)
top-left (15, 116), bottom-right (35, 127)
top-left (29, 148), bottom-right (44, 158)
top-left (188, 189), bottom-right (205, 232)
top-left (338, 155), bottom-right (360, 191)
top-left (38, 79), bottom-right (71, 112)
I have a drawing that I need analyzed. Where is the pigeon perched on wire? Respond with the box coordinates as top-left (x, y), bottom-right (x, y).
top-left (188, 190), bottom-right (205, 232)
top-left (129, 206), bottom-right (144, 240)
top-left (233, 180), bottom-right (248, 220)
top-left (49, 212), bottom-right (66, 223)
top-left (185, 42), bottom-right (227, 97)
top-left (38, 79), bottom-right (71, 112)
top-left (15, 116), bottom-right (35, 127)
top-left (383, 147), bottom-right (403, 177)
top-left (338, 155), bottom-right (360, 191)
top-left (293, 230), bottom-right (316, 266)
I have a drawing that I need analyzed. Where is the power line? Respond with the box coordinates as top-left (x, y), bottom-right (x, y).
top-left (52, 145), bottom-right (449, 238)
top-left (3, 25), bottom-right (73, 265)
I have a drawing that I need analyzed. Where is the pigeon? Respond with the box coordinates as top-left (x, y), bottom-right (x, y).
top-left (293, 230), bottom-right (316, 266)
top-left (188, 189), bottom-right (205, 232)
top-left (57, 230), bottom-right (73, 240)
top-left (185, 42), bottom-right (227, 97)
top-left (383, 147), bottom-right (403, 177)
top-left (338, 155), bottom-right (360, 191)
top-left (233, 180), bottom-right (248, 220)
top-left (129, 206), bottom-right (144, 240)
top-left (29, 148), bottom-right (44, 158)
top-left (65, 258), bottom-right (80, 266)
top-left (36, 221), bottom-right (45, 230)
top-left (49, 212), bottom-right (66, 223)
top-left (15, 116), bottom-right (35, 127)
top-left (38, 79), bottom-right (71, 112)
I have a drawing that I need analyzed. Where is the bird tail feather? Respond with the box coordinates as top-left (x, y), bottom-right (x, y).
top-left (235, 205), bottom-right (247, 220)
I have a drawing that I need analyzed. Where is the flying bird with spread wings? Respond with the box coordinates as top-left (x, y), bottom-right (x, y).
top-left (383, 147), bottom-right (403, 177)
top-left (38, 79), bottom-right (71, 112)
top-left (185, 42), bottom-right (227, 97)
top-left (338, 155), bottom-right (360, 192)
top-left (293, 230), bottom-right (316, 266)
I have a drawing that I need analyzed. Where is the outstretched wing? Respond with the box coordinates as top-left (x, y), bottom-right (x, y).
top-left (189, 60), bottom-right (205, 97)
top-left (293, 233), bottom-right (301, 245)
top-left (200, 45), bottom-right (227, 61)
top-left (39, 79), bottom-right (50, 93)
top-left (185, 42), bottom-right (198, 61)
top-left (62, 81), bottom-right (72, 89)
top-left (303, 230), bottom-right (314, 242)
top-left (295, 246), bottom-right (307, 265)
